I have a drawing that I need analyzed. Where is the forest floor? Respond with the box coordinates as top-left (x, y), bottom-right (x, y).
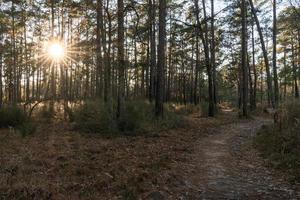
top-left (0, 110), bottom-right (299, 199)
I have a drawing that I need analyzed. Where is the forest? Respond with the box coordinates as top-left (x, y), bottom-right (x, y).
top-left (0, 0), bottom-right (300, 199)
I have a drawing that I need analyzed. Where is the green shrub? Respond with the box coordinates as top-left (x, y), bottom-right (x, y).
top-left (117, 100), bottom-right (153, 133)
top-left (0, 106), bottom-right (27, 127)
top-left (0, 105), bottom-right (36, 137)
top-left (159, 105), bottom-right (185, 129)
top-left (254, 101), bottom-right (300, 183)
top-left (200, 101), bottom-right (209, 117)
top-left (72, 100), bottom-right (185, 134)
top-left (17, 122), bottom-right (37, 137)
top-left (72, 100), bottom-right (117, 133)
top-left (285, 101), bottom-right (300, 125)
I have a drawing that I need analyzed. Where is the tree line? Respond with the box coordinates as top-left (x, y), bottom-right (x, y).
top-left (0, 0), bottom-right (299, 119)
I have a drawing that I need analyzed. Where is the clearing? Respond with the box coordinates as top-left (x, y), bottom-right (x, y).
top-left (0, 112), bottom-right (299, 199)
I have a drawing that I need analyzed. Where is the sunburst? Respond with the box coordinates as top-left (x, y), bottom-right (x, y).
top-left (47, 42), bottom-right (65, 61)
top-left (36, 38), bottom-right (80, 71)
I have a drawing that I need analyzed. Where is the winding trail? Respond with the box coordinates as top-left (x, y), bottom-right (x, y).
top-left (187, 117), bottom-right (299, 199)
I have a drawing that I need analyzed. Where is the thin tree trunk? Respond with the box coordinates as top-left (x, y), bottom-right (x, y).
top-left (117, 0), bottom-right (125, 118)
top-left (194, 0), bottom-right (214, 116)
top-left (241, 0), bottom-right (248, 117)
top-left (211, 0), bottom-right (217, 107)
top-left (251, 19), bottom-right (257, 109)
top-left (194, 26), bottom-right (200, 105)
top-left (292, 40), bottom-right (299, 98)
top-left (249, 0), bottom-right (274, 108)
top-left (273, 0), bottom-right (279, 106)
top-left (96, 0), bottom-right (103, 98)
top-left (149, 0), bottom-right (156, 102)
top-left (155, 0), bottom-right (167, 117)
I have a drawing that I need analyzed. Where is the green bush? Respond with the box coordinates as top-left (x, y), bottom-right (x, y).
top-left (0, 106), bottom-right (27, 127)
top-left (159, 105), bottom-right (185, 129)
top-left (0, 105), bottom-right (36, 137)
top-left (285, 101), bottom-right (300, 125)
top-left (72, 100), bottom-right (185, 134)
top-left (200, 101), bottom-right (209, 117)
top-left (72, 100), bottom-right (117, 133)
top-left (254, 101), bottom-right (300, 183)
top-left (17, 122), bottom-right (37, 137)
top-left (117, 100), bottom-right (153, 133)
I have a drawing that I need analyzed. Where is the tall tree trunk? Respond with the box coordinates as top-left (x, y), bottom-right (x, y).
top-left (11, 1), bottom-right (17, 104)
top-left (194, 0), bottom-right (214, 116)
top-left (105, 4), bottom-right (112, 102)
top-left (96, 0), bottom-right (103, 98)
top-left (241, 0), bottom-right (248, 117)
top-left (292, 40), bottom-right (299, 98)
top-left (193, 25), bottom-right (200, 105)
top-left (0, 37), bottom-right (2, 108)
top-left (117, 0), bottom-right (125, 118)
top-left (251, 19), bottom-right (257, 109)
top-left (155, 0), bottom-right (167, 117)
top-left (211, 0), bottom-right (217, 107)
top-left (273, 0), bottom-right (279, 106)
top-left (248, 54), bottom-right (254, 110)
top-left (50, 0), bottom-right (55, 111)
top-left (249, 0), bottom-right (274, 108)
top-left (149, 0), bottom-right (156, 102)
top-left (283, 48), bottom-right (287, 100)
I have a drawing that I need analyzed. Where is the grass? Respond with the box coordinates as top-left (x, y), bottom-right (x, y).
top-left (0, 102), bottom-right (236, 199)
top-left (254, 101), bottom-right (300, 183)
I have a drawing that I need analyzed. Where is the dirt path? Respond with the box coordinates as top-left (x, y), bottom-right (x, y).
top-left (185, 117), bottom-right (299, 199)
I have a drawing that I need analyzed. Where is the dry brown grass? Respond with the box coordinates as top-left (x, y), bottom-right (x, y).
top-left (0, 112), bottom-right (235, 199)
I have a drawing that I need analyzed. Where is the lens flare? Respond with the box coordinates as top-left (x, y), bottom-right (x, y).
top-left (47, 42), bottom-right (65, 60)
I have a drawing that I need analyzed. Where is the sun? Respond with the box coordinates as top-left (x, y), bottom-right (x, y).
top-left (38, 39), bottom-right (79, 67)
top-left (47, 42), bottom-right (65, 61)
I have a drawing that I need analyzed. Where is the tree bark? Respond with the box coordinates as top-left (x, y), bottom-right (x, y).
top-left (149, 0), bottom-right (156, 102)
top-left (251, 19), bottom-right (257, 109)
top-left (96, 0), bottom-right (103, 98)
top-left (292, 40), bottom-right (299, 98)
top-left (117, 0), bottom-right (125, 118)
top-left (194, 0), bottom-right (214, 116)
top-left (249, 0), bottom-right (274, 108)
top-left (155, 0), bottom-right (167, 117)
top-left (273, 0), bottom-right (279, 106)
top-left (211, 0), bottom-right (217, 107)
top-left (241, 0), bottom-right (248, 117)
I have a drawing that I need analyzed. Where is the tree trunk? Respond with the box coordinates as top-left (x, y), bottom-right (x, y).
top-left (292, 40), bottom-right (299, 98)
top-left (149, 0), bottom-right (156, 102)
top-left (249, 0), bottom-right (274, 108)
top-left (241, 0), bottom-right (248, 117)
top-left (155, 0), bottom-right (167, 117)
top-left (194, 0), bottom-right (214, 116)
top-left (193, 22), bottom-right (200, 105)
top-left (117, 0), bottom-right (125, 118)
top-left (211, 0), bottom-right (217, 107)
top-left (272, 0), bottom-right (279, 106)
top-left (251, 19), bottom-right (257, 109)
top-left (96, 0), bottom-right (103, 98)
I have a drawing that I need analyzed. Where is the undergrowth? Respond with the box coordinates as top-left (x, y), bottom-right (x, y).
top-left (0, 105), bottom-right (36, 137)
top-left (71, 100), bottom-right (185, 135)
top-left (254, 101), bottom-right (300, 183)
